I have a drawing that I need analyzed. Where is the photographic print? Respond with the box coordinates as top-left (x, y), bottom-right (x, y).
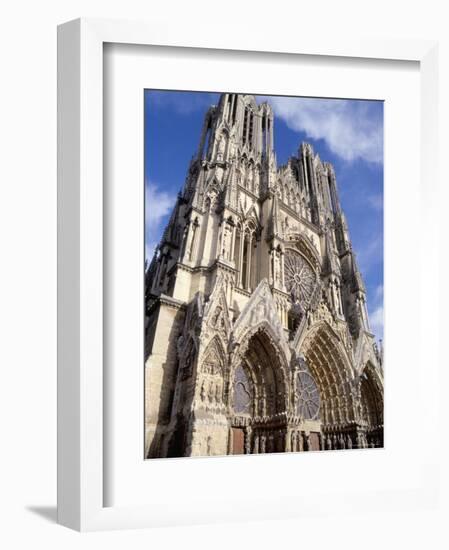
top-left (144, 91), bottom-right (384, 458)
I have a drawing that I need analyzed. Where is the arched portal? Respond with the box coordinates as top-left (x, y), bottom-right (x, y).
top-left (359, 363), bottom-right (384, 448)
top-left (230, 326), bottom-right (288, 454)
top-left (301, 322), bottom-right (357, 450)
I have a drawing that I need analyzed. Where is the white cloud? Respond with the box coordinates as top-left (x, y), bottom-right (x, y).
top-left (145, 181), bottom-right (176, 259)
top-left (370, 305), bottom-right (384, 340)
top-left (368, 284), bottom-right (384, 340)
top-left (366, 193), bottom-right (383, 211)
top-left (355, 234), bottom-right (383, 277)
top-left (264, 96), bottom-right (383, 164)
top-left (374, 284), bottom-right (384, 302)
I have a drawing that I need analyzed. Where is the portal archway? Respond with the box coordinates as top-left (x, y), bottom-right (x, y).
top-left (230, 325), bottom-right (289, 454)
top-left (359, 362), bottom-right (384, 447)
top-left (300, 322), bottom-right (357, 449)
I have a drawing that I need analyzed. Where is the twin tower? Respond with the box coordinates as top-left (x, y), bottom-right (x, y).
top-left (145, 94), bottom-right (383, 458)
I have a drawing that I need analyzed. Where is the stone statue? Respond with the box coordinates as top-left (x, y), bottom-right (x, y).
top-left (222, 224), bottom-right (232, 259)
top-left (217, 134), bottom-right (226, 161)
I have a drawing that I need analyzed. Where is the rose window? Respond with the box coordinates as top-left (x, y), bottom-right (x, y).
top-left (296, 370), bottom-right (320, 420)
top-left (233, 365), bottom-right (253, 414)
top-left (284, 250), bottom-right (316, 305)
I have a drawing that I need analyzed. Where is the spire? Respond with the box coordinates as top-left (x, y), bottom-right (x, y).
top-left (335, 211), bottom-right (351, 254)
top-left (267, 191), bottom-right (283, 241)
top-left (325, 162), bottom-right (341, 215)
top-left (351, 254), bottom-right (366, 293)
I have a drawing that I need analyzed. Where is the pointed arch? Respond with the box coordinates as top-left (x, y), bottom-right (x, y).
top-left (200, 334), bottom-right (227, 373)
top-left (284, 231), bottom-right (322, 271)
top-left (234, 214), bottom-right (259, 291)
top-left (202, 273), bottom-right (231, 338)
top-left (198, 335), bottom-right (228, 408)
top-left (232, 279), bottom-right (287, 348)
top-left (203, 178), bottom-right (222, 211)
top-left (246, 158), bottom-right (255, 191)
top-left (300, 321), bottom-right (356, 427)
top-left (359, 361), bottom-right (384, 430)
top-left (244, 201), bottom-right (261, 227)
top-left (243, 95), bottom-right (258, 109)
top-left (232, 322), bottom-right (290, 417)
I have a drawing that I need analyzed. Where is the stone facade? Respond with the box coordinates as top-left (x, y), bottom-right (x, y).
top-left (145, 94), bottom-right (384, 458)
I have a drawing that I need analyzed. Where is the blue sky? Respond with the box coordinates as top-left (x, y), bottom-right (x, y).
top-left (144, 91), bottom-right (384, 340)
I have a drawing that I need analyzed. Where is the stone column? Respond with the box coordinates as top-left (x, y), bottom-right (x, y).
top-left (179, 223), bottom-right (189, 261)
top-left (253, 433), bottom-right (259, 454)
top-left (319, 433), bottom-right (325, 451)
top-left (304, 433), bottom-right (311, 451)
top-left (273, 248), bottom-right (282, 289)
top-left (230, 224), bottom-right (236, 263)
top-left (269, 116), bottom-right (273, 151)
top-left (245, 427), bottom-right (252, 454)
top-left (251, 241), bottom-right (257, 289)
top-left (246, 234), bottom-right (253, 290)
top-left (330, 279), bottom-right (337, 312)
top-left (182, 222), bottom-right (193, 262)
top-left (216, 221), bottom-right (223, 259)
top-left (280, 248), bottom-right (285, 290)
top-left (151, 256), bottom-right (162, 293)
top-left (238, 232), bottom-right (244, 287)
top-left (188, 219), bottom-right (199, 262)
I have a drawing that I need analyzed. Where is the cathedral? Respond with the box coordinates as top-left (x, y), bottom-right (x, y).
top-left (145, 93), bottom-right (384, 458)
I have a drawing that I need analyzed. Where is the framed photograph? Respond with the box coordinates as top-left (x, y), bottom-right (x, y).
top-left (58, 18), bottom-right (440, 531)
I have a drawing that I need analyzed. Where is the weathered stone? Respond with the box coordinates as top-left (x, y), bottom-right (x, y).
top-left (145, 94), bottom-right (384, 458)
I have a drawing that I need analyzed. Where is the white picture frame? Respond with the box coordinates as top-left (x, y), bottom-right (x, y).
top-left (57, 17), bottom-right (440, 531)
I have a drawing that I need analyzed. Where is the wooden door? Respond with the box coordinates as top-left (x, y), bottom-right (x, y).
top-left (232, 428), bottom-right (245, 454)
top-left (309, 432), bottom-right (321, 451)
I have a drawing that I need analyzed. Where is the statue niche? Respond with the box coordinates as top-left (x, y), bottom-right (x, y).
top-left (198, 338), bottom-right (226, 407)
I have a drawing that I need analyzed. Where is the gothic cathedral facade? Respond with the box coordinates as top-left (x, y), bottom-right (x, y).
top-left (145, 94), bottom-right (384, 458)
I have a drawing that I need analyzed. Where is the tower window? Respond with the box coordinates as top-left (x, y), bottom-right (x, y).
top-left (234, 229), bottom-right (241, 268)
top-left (248, 112), bottom-right (254, 148)
top-left (242, 238), bottom-right (248, 287)
top-left (242, 108), bottom-right (248, 144)
top-left (262, 115), bottom-right (266, 155)
top-left (232, 95), bottom-right (238, 124)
